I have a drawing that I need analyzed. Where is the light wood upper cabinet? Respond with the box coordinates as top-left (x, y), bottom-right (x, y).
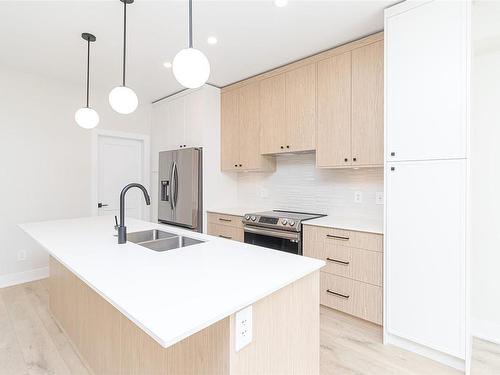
top-left (352, 41), bottom-right (384, 166)
top-left (285, 64), bottom-right (317, 152)
top-left (260, 75), bottom-right (286, 154)
top-left (221, 90), bottom-right (240, 171)
top-left (259, 64), bottom-right (317, 154)
top-left (221, 84), bottom-right (275, 172)
top-left (316, 41), bottom-right (384, 168)
top-left (317, 52), bottom-right (352, 167)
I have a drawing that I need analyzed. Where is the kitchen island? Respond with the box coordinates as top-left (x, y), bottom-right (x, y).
top-left (20, 216), bottom-right (324, 375)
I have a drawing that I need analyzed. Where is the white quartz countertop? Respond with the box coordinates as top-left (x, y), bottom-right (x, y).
top-left (20, 216), bottom-right (324, 349)
top-left (303, 216), bottom-right (383, 234)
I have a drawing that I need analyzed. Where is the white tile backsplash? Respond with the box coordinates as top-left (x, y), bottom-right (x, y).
top-left (237, 153), bottom-right (384, 222)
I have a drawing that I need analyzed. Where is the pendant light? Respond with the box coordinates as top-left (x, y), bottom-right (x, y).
top-left (75, 33), bottom-right (99, 129)
top-left (109, 0), bottom-right (138, 114)
top-left (172, 0), bottom-right (210, 89)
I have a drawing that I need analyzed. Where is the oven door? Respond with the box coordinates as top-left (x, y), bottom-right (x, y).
top-left (244, 225), bottom-right (301, 255)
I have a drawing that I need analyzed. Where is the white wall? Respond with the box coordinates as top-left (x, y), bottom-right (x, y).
top-left (0, 66), bottom-right (151, 286)
top-left (471, 3), bottom-right (500, 343)
top-left (237, 153), bottom-right (383, 222)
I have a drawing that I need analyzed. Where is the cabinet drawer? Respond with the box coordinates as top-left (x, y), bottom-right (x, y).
top-left (208, 223), bottom-right (244, 242)
top-left (320, 273), bottom-right (382, 325)
top-left (313, 226), bottom-right (382, 252)
top-left (207, 212), bottom-right (244, 230)
top-left (323, 245), bottom-right (382, 286)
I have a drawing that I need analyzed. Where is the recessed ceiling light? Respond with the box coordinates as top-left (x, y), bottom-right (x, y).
top-left (207, 36), bottom-right (218, 45)
top-left (274, 0), bottom-right (288, 7)
top-left (163, 61), bottom-right (172, 69)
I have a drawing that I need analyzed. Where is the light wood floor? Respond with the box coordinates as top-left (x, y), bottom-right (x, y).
top-left (0, 279), bottom-right (496, 375)
top-left (471, 337), bottom-right (500, 375)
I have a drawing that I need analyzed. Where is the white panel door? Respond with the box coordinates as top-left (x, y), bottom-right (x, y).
top-left (165, 96), bottom-right (186, 150)
top-left (386, 0), bottom-right (467, 161)
top-left (97, 136), bottom-right (144, 220)
top-left (385, 159), bottom-right (466, 358)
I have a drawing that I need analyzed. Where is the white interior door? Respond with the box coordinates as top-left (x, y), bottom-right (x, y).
top-left (97, 135), bottom-right (144, 220)
top-left (385, 159), bottom-right (466, 358)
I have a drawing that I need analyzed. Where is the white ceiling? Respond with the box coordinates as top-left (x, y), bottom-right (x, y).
top-left (0, 0), bottom-right (396, 102)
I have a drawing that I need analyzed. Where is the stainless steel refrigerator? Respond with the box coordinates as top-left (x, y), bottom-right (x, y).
top-left (158, 148), bottom-right (202, 232)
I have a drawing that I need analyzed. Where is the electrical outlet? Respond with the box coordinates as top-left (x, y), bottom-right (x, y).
top-left (376, 192), bottom-right (384, 205)
top-left (259, 187), bottom-right (269, 198)
top-left (354, 191), bottom-right (363, 204)
top-left (17, 250), bottom-right (26, 261)
top-left (235, 305), bottom-right (252, 351)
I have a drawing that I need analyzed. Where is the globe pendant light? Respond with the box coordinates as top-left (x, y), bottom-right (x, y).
top-left (75, 33), bottom-right (99, 129)
top-left (172, 0), bottom-right (210, 89)
top-left (109, 0), bottom-right (138, 114)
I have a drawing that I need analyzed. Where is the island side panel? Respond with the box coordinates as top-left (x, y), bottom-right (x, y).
top-left (49, 256), bottom-right (230, 375)
top-left (229, 271), bottom-right (320, 375)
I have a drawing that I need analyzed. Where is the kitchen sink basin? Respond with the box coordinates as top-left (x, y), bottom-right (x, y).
top-left (127, 229), bottom-right (177, 244)
top-left (127, 229), bottom-right (205, 252)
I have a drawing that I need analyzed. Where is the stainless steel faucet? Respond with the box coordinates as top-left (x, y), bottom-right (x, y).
top-left (117, 183), bottom-right (151, 244)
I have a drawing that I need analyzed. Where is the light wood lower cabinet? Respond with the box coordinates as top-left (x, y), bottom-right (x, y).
top-left (49, 257), bottom-right (320, 375)
top-left (207, 212), bottom-right (244, 242)
top-left (303, 224), bottom-right (383, 325)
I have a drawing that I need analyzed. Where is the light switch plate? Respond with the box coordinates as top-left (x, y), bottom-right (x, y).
top-left (235, 305), bottom-right (252, 351)
top-left (354, 191), bottom-right (363, 203)
top-left (376, 192), bottom-right (384, 205)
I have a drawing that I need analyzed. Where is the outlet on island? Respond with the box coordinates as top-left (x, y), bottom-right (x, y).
top-left (235, 305), bottom-right (253, 351)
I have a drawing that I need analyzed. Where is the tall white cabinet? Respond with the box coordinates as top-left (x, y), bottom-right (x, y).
top-left (150, 86), bottom-right (238, 231)
top-left (384, 0), bottom-right (470, 370)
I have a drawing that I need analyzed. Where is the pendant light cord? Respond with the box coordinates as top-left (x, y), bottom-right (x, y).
top-left (86, 38), bottom-right (90, 108)
top-left (188, 0), bottom-right (193, 48)
top-left (123, 0), bottom-right (127, 86)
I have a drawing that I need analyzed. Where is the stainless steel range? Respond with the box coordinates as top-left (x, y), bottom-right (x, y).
top-left (242, 210), bottom-right (326, 255)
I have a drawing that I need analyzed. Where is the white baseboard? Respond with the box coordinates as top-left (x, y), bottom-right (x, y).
top-left (472, 318), bottom-right (500, 345)
top-left (385, 333), bottom-right (465, 372)
top-left (0, 267), bottom-right (49, 288)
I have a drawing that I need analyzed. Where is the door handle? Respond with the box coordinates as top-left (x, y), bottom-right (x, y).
top-left (172, 162), bottom-right (179, 208)
top-left (97, 203), bottom-right (108, 208)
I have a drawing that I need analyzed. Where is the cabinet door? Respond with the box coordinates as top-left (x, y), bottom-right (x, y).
top-left (238, 83), bottom-right (263, 170)
top-left (260, 75), bottom-right (286, 154)
top-left (352, 41), bottom-right (384, 166)
top-left (316, 52), bottom-right (351, 167)
top-left (285, 64), bottom-right (317, 152)
top-left (184, 88), bottom-right (205, 148)
top-left (385, 159), bottom-right (466, 358)
top-left (220, 90), bottom-right (240, 171)
top-left (386, 1), bottom-right (467, 161)
top-left (165, 97), bottom-right (186, 150)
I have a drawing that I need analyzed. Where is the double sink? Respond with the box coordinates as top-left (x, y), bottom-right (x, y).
top-left (127, 229), bottom-right (204, 252)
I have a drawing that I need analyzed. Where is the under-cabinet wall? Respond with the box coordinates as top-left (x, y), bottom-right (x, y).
top-left (236, 153), bottom-right (383, 221)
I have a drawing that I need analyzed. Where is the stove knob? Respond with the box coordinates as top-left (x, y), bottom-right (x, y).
top-left (251, 216), bottom-right (256, 221)
top-left (245, 215), bottom-right (250, 220)
top-left (282, 219), bottom-right (288, 225)
top-left (289, 220), bottom-right (295, 226)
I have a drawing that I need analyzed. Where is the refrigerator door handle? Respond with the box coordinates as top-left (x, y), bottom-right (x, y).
top-left (173, 161), bottom-right (179, 208)
top-left (169, 162), bottom-right (175, 210)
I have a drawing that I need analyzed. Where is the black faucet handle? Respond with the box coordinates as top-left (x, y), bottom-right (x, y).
top-left (114, 215), bottom-right (119, 230)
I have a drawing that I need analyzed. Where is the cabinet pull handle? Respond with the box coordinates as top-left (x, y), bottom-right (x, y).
top-left (326, 257), bottom-right (350, 265)
top-left (218, 218), bottom-right (232, 222)
top-left (390, 152), bottom-right (395, 156)
top-left (239, 164), bottom-right (242, 167)
top-left (326, 289), bottom-right (350, 299)
top-left (219, 235), bottom-right (232, 239)
top-left (286, 145), bottom-right (290, 149)
top-left (234, 164), bottom-right (238, 167)
top-left (326, 234), bottom-right (349, 241)
top-left (280, 146), bottom-right (284, 149)
top-left (344, 158), bottom-right (348, 162)
top-left (353, 157), bottom-right (357, 162)
top-left (391, 167), bottom-right (395, 171)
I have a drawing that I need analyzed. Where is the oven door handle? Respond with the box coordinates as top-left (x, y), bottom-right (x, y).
top-left (244, 225), bottom-right (300, 241)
